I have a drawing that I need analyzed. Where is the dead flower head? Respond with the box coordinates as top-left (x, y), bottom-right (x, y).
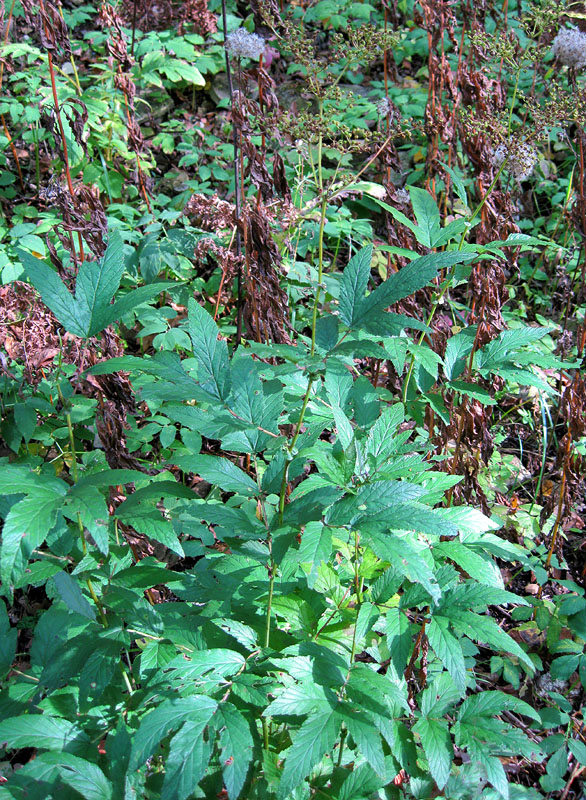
top-left (552, 27), bottom-right (586, 70)
top-left (225, 28), bottom-right (266, 60)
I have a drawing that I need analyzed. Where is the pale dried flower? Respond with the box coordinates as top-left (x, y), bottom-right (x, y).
top-left (377, 97), bottom-right (392, 117)
top-left (552, 27), bottom-right (586, 70)
top-left (394, 188), bottom-right (410, 204)
top-left (225, 28), bottom-right (266, 60)
top-left (491, 139), bottom-right (538, 181)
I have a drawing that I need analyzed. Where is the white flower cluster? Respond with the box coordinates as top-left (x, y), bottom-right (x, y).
top-left (491, 139), bottom-right (538, 181)
top-left (225, 28), bottom-right (266, 60)
top-left (552, 26), bottom-right (586, 70)
top-left (377, 97), bottom-right (392, 116)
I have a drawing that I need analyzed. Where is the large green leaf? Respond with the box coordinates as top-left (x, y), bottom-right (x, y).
top-left (129, 695), bottom-right (218, 770)
top-left (426, 616), bottom-right (467, 693)
top-left (0, 601), bottom-right (16, 679)
top-left (187, 297), bottom-right (231, 401)
top-left (42, 752), bottom-right (112, 800)
top-left (450, 609), bottom-right (534, 671)
top-left (20, 231), bottom-right (169, 338)
top-left (173, 454), bottom-right (259, 496)
top-left (217, 703), bottom-right (254, 800)
top-left (278, 710), bottom-right (340, 799)
top-left (0, 487), bottom-right (66, 590)
top-left (52, 571), bottom-right (96, 620)
top-left (0, 714), bottom-right (90, 754)
top-left (365, 532), bottom-right (441, 603)
top-left (297, 521), bottom-right (332, 589)
top-left (338, 245), bottom-right (373, 327)
top-left (413, 717), bottom-right (452, 789)
top-left (409, 187), bottom-right (442, 248)
top-left (162, 718), bottom-right (213, 800)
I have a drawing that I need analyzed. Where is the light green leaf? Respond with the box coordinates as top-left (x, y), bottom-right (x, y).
top-left (1, 489), bottom-right (65, 589)
top-left (365, 532), bottom-right (441, 603)
top-left (298, 521), bottom-right (332, 589)
top-left (450, 610), bottom-right (533, 672)
top-left (413, 717), bottom-right (452, 789)
top-left (65, 486), bottom-right (110, 555)
top-left (264, 684), bottom-right (333, 717)
top-left (427, 616), bottom-right (467, 693)
top-left (278, 710), bottom-right (340, 799)
top-left (365, 403), bottom-right (404, 462)
top-left (340, 706), bottom-right (385, 776)
top-left (434, 542), bottom-right (503, 588)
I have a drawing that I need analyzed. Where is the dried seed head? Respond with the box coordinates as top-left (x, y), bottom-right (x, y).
top-left (225, 28), bottom-right (266, 60)
top-left (552, 27), bottom-right (586, 70)
top-left (377, 97), bottom-right (392, 117)
top-left (491, 139), bottom-right (538, 181)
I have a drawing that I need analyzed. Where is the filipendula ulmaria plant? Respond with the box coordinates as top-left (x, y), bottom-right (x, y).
top-left (0, 238), bottom-right (545, 800)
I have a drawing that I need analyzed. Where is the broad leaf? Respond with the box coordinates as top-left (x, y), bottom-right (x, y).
top-left (173, 454), bottom-right (259, 496)
top-left (187, 297), bottom-right (231, 401)
top-left (129, 695), bottom-right (218, 770)
top-left (217, 703), bottom-right (254, 800)
top-left (278, 710), bottom-right (340, 798)
top-left (21, 232), bottom-right (169, 338)
top-left (413, 717), bottom-right (452, 789)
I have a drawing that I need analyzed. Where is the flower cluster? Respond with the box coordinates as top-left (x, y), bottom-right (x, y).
top-left (376, 97), bottom-right (392, 116)
top-left (491, 139), bottom-right (538, 182)
top-left (552, 26), bottom-right (586, 70)
top-left (225, 28), bottom-right (266, 60)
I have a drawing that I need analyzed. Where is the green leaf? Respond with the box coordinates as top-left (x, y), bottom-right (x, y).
top-left (340, 706), bottom-right (385, 776)
top-left (187, 297), bottom-right (231, 401)
top-left (356, 251), bottom-right (474, 328)
top-left (20, 233), bottom-right (169, 338)
top-left (366, 532), bottom-right (441, 603)
top-left (264, 684), bottom-right (333, 717)
top-left (434, 542), bottom-right (503, 587)
top-left (365, 404), bottom-right (404, 462)
top-left (338, 245), bottom-right (373, 327)
top-left (0, 601), bottom-right (16, 679)
top-left (217, 703), bottom-right (254, 800)
top-left (426, 616), bottom-right (467, 693)
top-left (278, 710), bottom-right (340, 799)
top-left (65, 486), bottom-right (110, 555)
top-left (43, 752), bottom-right (112, 800)
top-left (174, 454), bottom-right (259, 496)
top-left (450, 610), bottom-right (534, 672)
top-left (408, 187), bottom-right (441, 248)
top-left (165, 649), bottom-right (246, 683)
top-left (52, 571), bottom-right (96, 620)
top-left (19, 248), bottom-right (88, 337)
top-left (413, 717), bottom-right (452, 789)
top-left (162, 717), bottom-right (213, 800)
top-left (476, 327), bottom-right (550, 369)
top-left (130, 695), bottom-right (218, 770)
top-left (444, 328), bottom-right (475, 381)
top-left (568, 738), bottom-right (586, 766)
top-left (0, 714), bottom-right (90, 754)
top-left (1, 489), bottom-right (65, 590)
top-left (298, 521), bottom-right (332, 589)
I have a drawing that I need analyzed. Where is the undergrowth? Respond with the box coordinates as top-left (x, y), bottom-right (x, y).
top-left (0, 1), bottom-right (585, 799)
